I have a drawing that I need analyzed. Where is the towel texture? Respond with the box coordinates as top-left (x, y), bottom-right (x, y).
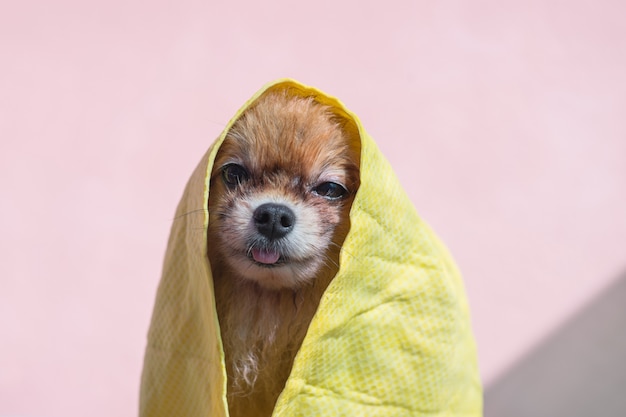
top-left (139, 79), bottom-right (483, 416)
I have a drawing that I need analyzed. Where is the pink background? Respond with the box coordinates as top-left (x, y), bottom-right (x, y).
top-left (2, 1), bottom-right (625, 416)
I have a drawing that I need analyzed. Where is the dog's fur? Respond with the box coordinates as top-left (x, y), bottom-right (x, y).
top-left (207, 90), bottom-right (360, 417)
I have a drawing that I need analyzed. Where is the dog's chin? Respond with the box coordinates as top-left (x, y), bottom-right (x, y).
top-left (225, 251), bottom-right (322, 290)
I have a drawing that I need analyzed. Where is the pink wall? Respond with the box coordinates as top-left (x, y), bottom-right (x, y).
top-left (1, 1), bottom-right (625, 416)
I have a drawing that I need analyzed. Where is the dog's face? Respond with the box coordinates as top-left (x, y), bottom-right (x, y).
top-left (208, 91), bottom-right (360, 290)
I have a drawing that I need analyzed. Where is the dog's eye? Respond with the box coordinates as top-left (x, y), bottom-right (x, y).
top-left (313, 182), bottom-right (348, 200)
top-left (222, 164), bottom-right (249, 187)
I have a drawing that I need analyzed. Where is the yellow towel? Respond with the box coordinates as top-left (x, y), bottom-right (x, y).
top-left (139, 79), bottom-right (483, 416)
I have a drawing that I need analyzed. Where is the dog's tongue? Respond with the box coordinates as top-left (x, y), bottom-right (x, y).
top-left (252, 248), bottom-right (280, 264)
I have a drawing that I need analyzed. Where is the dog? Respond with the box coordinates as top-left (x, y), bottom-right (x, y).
top-left (207, 90), bottom-right (360, 417)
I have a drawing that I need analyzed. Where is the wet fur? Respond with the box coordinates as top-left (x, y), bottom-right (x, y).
top-left (207, 90), bottom-right (360, 417)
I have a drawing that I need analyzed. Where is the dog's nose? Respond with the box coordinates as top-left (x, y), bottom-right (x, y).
top-left (253, 203), bottom-right (295, 240)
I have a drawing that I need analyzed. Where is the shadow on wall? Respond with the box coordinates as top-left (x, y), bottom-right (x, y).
top-left (485, 270), bottom-right (626, 417)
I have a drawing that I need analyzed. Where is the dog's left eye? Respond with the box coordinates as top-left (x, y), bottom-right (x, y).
top-left (313, 182), bottom-right (348, 200)
top-left (222, 164), bottom-right (249, 187)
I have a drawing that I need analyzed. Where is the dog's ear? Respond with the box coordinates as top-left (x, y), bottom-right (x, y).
top-left (329, 110), bottom-right (361, 192)
top-left (319, 103), bottom-right (360, 170)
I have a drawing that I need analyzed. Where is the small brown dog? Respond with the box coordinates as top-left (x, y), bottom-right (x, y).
top-left (207, 90), bottom-right (360, 417)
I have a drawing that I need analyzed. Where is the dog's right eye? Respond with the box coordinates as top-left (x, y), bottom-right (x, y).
top-left (222, 164), bottom-right (249, 187)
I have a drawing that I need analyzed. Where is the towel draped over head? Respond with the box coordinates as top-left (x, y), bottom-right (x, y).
top-left (139, 79), bottom-right (483, 416)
